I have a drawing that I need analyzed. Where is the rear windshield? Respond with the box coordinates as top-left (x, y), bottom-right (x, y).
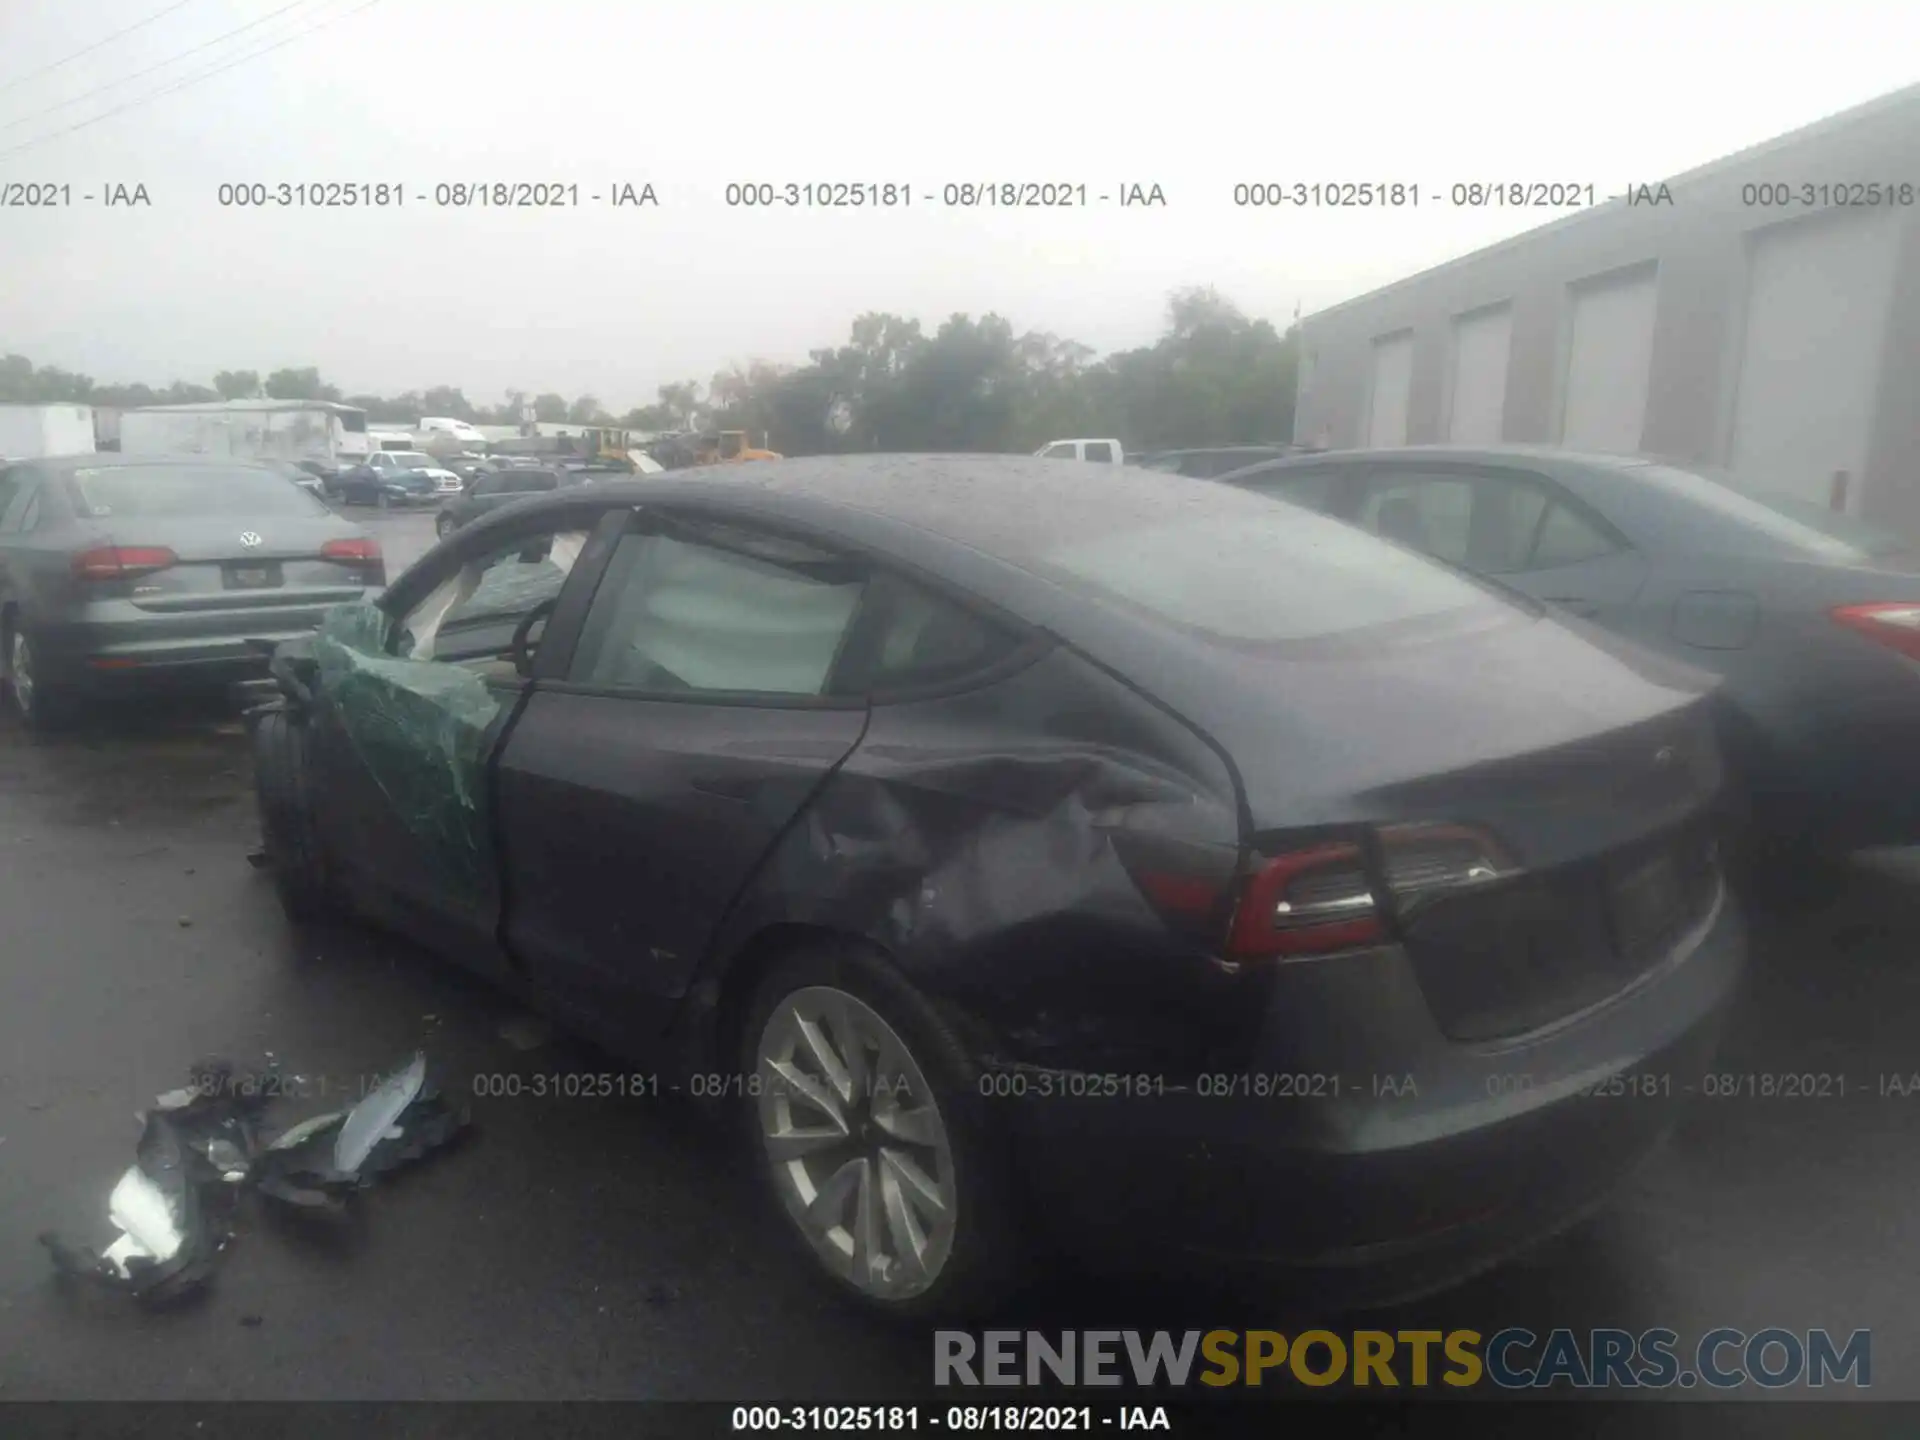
top-left (1627, 462), bottom-right (1913, 563)
top-left (1036, 506), bottom-right (1514, 642)
top-left (65, 464), bottom-right (330, 519)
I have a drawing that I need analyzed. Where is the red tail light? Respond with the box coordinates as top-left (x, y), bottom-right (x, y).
top-left (1227, 841), bottom-right (1384, 959)
top-left (71, 545), bottom-right (178, 580)
top-left (321, 537), bottom-right (382, 563)
top-left (1831, 603), bottom-right (1920, 662)
top-left (1225, 824), bottom-right (1514, 962)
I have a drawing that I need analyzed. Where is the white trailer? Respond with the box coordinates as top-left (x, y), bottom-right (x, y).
top-left (0, 403), bottom-right (97, 459)
top-left (118, 399), bottom-right (373, 466)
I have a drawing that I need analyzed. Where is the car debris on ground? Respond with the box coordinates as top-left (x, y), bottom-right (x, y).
top-left (39, 1051), bottom-right (469, 1303)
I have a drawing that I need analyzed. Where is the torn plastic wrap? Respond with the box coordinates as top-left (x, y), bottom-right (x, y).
top-left (309, 601), bottom-right (506, 898)
top-left (252, 1051), bottom-right (471, 1213)
top-left (39, 1061), bottom-right (268, 1302)
top-left (43, 1052), bottom-right (471, 1300)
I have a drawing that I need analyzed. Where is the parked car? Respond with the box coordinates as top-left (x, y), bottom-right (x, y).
top-left (435, 466), bottom-right (582, 538)
top-left (1213, 444), bottom-right (1920, 862)
top-left (1134, 445), bottom-right (1302, 478)
top-left (1033, 438), bottom-right (1124, 464)
top-left (330, 451), bottom-right (463, 508)
top-left (263, 458), bottom-right (329, 500)
top-left (0, 455), bottom-right (383, 729)
top-left (248, 455), bottom-right (1740, 1317)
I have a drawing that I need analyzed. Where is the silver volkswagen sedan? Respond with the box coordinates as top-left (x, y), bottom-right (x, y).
top-left (0, 454), bottom-right (385, 729)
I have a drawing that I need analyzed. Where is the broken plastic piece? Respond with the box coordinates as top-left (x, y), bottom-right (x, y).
top-left (333, 1052), bottom-right (427, 1174)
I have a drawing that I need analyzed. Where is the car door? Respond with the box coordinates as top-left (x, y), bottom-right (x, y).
top-left (308, 503), bottom-right (626, 978)
top-left (1349, 462), bottom-right (1648, 622)
top-left (491, 508), bottom-right (873, 1045)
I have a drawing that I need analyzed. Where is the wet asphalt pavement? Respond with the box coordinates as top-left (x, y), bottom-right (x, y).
top-left (3, 506), bottom-right (1920, 1404)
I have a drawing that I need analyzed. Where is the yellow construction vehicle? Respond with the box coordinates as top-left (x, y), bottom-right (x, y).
top-left (696, 429), bottom-right (782, 464)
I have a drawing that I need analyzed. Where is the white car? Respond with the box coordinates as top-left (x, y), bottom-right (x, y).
top-left (1034, 438), bottom-right (1125, 464)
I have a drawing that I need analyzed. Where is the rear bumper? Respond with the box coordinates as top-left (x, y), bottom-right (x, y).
top-left (1003, 880), bottom-right (1744, 1306)
top-left (32, 605), bottom-right (363, 696)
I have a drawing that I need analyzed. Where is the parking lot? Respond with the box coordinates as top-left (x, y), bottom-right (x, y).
top-left (2, 504), bottom-right (1919, 1402)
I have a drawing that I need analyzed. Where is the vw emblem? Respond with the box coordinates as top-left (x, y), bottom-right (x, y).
top-left (239, 532), bottom-right (264, 550)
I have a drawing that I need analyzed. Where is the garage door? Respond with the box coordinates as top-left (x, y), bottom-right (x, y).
top-left (1366, 331), bottom-right (1414, 447)
top-left (1725, 209), bottom-right (1901, 512)
top-left (1447, 304), bottom-right (1512, 443)
top-left (1559, 265), bottom-right (1658, 453)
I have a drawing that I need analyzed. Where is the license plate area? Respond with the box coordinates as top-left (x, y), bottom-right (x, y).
top-left (223, 562), bottom-right (283, 590)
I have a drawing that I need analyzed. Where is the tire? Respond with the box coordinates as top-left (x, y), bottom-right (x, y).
top-left (252, 707), bottom-right (334, 923)
top-left (435, 512), bottom-right (456, 539)
top-left (3, 615), bottom-right (75, 733)
top-left (739, 941), bottom-right (1023, 1320)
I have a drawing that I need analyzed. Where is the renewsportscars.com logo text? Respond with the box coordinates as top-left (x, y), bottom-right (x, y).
top-left (934, 1328), bottom-right (1871, 1390)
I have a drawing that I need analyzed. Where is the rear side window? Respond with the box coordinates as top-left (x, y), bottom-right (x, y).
top-left (1528, 502), bottom-right (1618, 568)
top-left (65, 464), bottom-right (328, 519)
top-left (832, 575), bottom-right (1025, 696)
top-left (568, 523), bottom-right (867, 697)
top-left (1083, 442), bottom-right (1115, 463)
top-left (1355, 467), bottom-right (1620, 576)
top-left (1038, 509), bottom-right (1509, 644)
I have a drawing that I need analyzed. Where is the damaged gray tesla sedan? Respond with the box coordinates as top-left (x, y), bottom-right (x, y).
top-left (248, 455), bottom-right (1744, 1317)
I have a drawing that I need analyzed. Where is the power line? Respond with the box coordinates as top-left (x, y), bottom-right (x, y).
top-left (1, 0), bottom-right (331, 134)
top-left (0, 0), bottom-right (208, 96)
top-left (0, 0), bottom-right (388, 160)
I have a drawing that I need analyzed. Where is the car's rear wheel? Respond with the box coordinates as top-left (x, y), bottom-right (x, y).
top-left (740, 942), bottom-right (1021, 1320)
top-left (252, 708), bottom-right (334, 922)
top-left (3, 619), bottom-right (74, 733)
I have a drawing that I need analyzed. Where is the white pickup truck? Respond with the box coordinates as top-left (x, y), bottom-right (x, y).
top-left (1034, 438), bottom-right (1125, 464)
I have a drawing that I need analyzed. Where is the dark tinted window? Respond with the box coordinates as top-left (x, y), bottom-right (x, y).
top-left (0, 478), bottom-right (36, 533)
top-left (1083, 442), bottom-right (1115, 463)
top-left (1241, 467), bottom-right (1341, 512)
top-left (1527, 502), bottom-right (1618, 568)
top-left (568, 523), bottom-right (867, 696)
top-left (1357, 467), bottom-right (1619, 576)
top-left (834, 576), bottom-right (1024, 695)
top-left (64, 463), bottom-right (330, 519)
top-left (1038, 508), bottom-right (1509, 643)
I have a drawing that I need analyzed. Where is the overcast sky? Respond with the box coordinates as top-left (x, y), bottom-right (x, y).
top-left (1, 0), bottom-right (1915, 409)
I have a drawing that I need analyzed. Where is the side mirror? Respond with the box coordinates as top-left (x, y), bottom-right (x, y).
top-left (509, 597), bottom-right (558, 679)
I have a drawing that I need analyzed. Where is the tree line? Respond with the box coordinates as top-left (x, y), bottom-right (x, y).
top-left (0, 287), bottom-right (1299, 455)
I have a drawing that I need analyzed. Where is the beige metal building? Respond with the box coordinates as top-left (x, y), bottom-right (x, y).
top-left (1292, 84), bottom-right (1920, 534)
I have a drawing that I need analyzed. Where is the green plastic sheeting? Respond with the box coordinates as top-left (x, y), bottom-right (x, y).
top-left (310, 601), bottom-right (506, 899)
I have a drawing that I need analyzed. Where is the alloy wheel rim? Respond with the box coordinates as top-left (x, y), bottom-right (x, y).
top-left (755, 985), bottom-right (956, 1300)
top-left (10, 632), bottom-right (33, 713)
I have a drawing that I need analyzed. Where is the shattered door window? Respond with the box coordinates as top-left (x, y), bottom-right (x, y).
top-left (398, 527), bottom-right (592, 669)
